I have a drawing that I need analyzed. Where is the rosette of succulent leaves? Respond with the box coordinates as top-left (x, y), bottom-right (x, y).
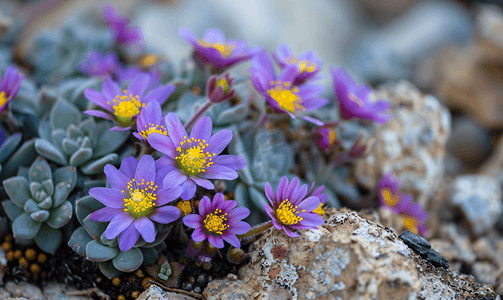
top-left (2, 157), bottom-right (76, 254)
top-left (35, 98), bottom-right (129, 175)
top-left (69, 195), bottom-right (168, 279)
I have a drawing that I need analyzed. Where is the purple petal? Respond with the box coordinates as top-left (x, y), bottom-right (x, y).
top-left (208, 235), bottom-right (225, 249)
top-left (199, 196), bottom-right (212, 216)
top-left (222, 233), bottom-right (240, 248)
top-left (286, 177), bottom-right (300, 200)
top-left (118, 223), bottom-right (140, 251)
top-left (84, 89), bottom-right (109, 109)
top-left (84, 110), bottom-right (113, 120)
top-left (264, 182), bottom-right (276, 206)
top-left (227, 207), bottom-right (250, 221)
top-left (110, 126), bottom-right (131, 131)
top-left (211, 193), bottom-right (225, 210)
top-left (120, 156), bottom-right (138, 179)
top-left (104, 212), bottom-right (134, 239)
top-left (302, 97), bottom-right (329, 111)
top-left (298, 212), bottom-right (324, 227)
top-left (139, 101), bottom-right (162, 130)
top-left (148, 133), bottom-right (177, 159)
top-left (143, 85), bottom-right (176, 105)
top-left (132, 132), bottom-right (144, 140)
top-left (149, 205), bottom-right (180, 224)
top-left (250, 50), bottom-right (275, 81)
top-left (180, 179), bottom-right (197, 200)
top-left (178, 27), bottom-right (198, 43)
top-left (191, 176), bottom-right (215, 190)
top-left (297, 196), bottom-right (320, 213)
top-left (133, 217), bottom-right (156, 243)
top-left (89, 187), bottom-right (124, 208)
top-left (220, 200), bottom-right (237, 214)
top-left (165, 112), bottom-right (188, 147)
top-left (89, 207), bottom-right (120, 222)
top-left (128, 74), bottom-right (150, 98)
top-left (155, 186), bottom-right (182, 206)
top-left (156, 156), bottom-right (175, 171)
top-left (134, 155), bottom-right (156, 183)
top-left (276, 176), bottom-right (289, 201)
top-left (198, 165), bottom-right (237, 180)
top-left (277, 64), bottom-right (300, 83)
top-left (102, 75), bottom-right (121, 100)
top-left (205, 129), bottom-right (232, 156)
top-left (202, 28), bottom-right (226, 43)
top-left (104, 164), bottom-right (130, 191)
top-left (163, 169), bottom-right (188, 189)
top-left (299, 115), bottom-right (324, 126)
top-left (282, 225), bottom-right (300, 237)
top-left (183, 214), bottom-right (203, 229)
top-left (227, 221), bottom-right (251, 235)
top-left (211, 155), bottom-right (246, 170)
top-left (290, 183), bottom-right (308, 206)
top-left (191, 227), bottom-right (207, 242)
top-left (189, 116), bottom-right (212, 142)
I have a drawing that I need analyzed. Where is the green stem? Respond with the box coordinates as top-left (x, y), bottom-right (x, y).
top-left (239, 221), bottom-right (273, 239)
top-left (184, 100), bottom-right (212, 132)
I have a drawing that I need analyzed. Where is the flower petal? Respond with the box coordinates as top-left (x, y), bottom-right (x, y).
top-left (211, 155), bottom-right (246, 170)
top-left (90, 207), bottom-right (120, 222)
top-left (143, 85), bottom-right (176, 105)
top-left (208, 235), bottom-right (225, 249)
top-left (198, 165), bottom-right (237, 180)
top-left (84, 110), bottom-right (113, 120)
top-left (178, 27), bottom-right (198, 43)
top-left (264, 182), bottom-right (276, 206)
top-left (110, 126), bottom-right (131, 131)
top-left (84, 89), bottom-right (109, 109)
top-left (202, 28), bottom-right (226, 43)
top-left (104, 212), bottom-right (134, 239)
top-left (282, 225), bottom-right (300, 237)
top-left (118, 223), bottom-right (140, 251)
top-left (191, 227), bottom-right (207, 242)
top-left (104, 164), bottom-right (130, 191)
top-left (128, 74), bottom-right (150, 98)
top-left (148, 133), bottom-right (177, 159)
top-left (180, 179), bottom-right (197, 200)
top-left (206, 129), bottom-right (232, 156)
top-left (276, 176), bottom-right (289, 202)
top-left (102, 75), bottom-right (121, 100)
top-left (286, 177), bottom-right (300, 200)
top-left (89, 187), bottom-right (125, 208)
top-left (297, 196), bottom-right (320, 213)
top-left (133, 217), bottom-right (156, 243)
top-left (163, 169), bottom-right (188, 189)
top-left (149, 205), bottom-right (180, 224)
top-left (189, 116), bottom-right (212, 142)
top-left (183, 214), bottom-right (202, 229)
top-left (199, 196), bottom-right (211, 216)
top-left (298, 212), bottom-right (324, 227)
top-left (155, 186), bottom-right (182, 206)
top-left (227, 207), bottom-right (249, 221)
top-left (165, 112), bottom-right (188, 147)
top-left (191, 176), bottom-right (214, 190)
top-left (134, 155), bottom-right (156, 183)
top-left (227, 221), bottom-right (251, 235)
top-left (120, 156), bottom-right (138, 179)
top-left (222, 233), bottom-right (240, 248)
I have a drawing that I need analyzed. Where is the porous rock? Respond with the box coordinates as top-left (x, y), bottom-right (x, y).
top-left (5, 281), bottom-right (44, 300)
top-left (42, 282), bottom-right (89, 300)
top-left (354, 81), bottom-right (451, 207)
top-left (216, 211), bottom-right (500, 300)
top-left (203, 279), bottom-right (257, 300)
top-left (137, 283), bottom-right (197, 300)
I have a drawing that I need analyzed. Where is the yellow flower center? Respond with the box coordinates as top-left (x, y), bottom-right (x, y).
top-left (402, 216), bottom-right (418, 235)
top-left (328, 128), bottom-right (336, 147)
top-left (198, 40), bottom-right (235, 57)
top-left (216, 77), bottom-right (229, 94)
top-left (381, 188), bottom-right (400, 207)
top-left (276, 199), bottom-right (305, 226)
top-left (313, 203), bottom-right (325, 216)
top-left (286, 56), bottom-right (316, 73)
top-left (348, 93), bottom-right (363, 107)
top-left (203, 209), bottom-right (229, 235)
top-left (175, 136), bottom-right (215, 176)
top-left (0, 91), bottom-right (10, 108)
top-left (140, 123), bottom-right (168, 140)
top-left (123, 178), bottom-right (157, 218)
top-left (175, 200), bottom-right (192, 217)
top-left (142, 54), bottom-right (159, 68)
top-left (267, 81), bottom-right (305, 113)
top-left (106, 89), bottom-right (145, 126)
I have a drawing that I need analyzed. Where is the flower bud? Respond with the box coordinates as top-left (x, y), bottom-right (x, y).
top-left (207, 72), bottom-right (235, 103)
top-left (227, 246), bottom-right (249, 264)
top-left (312, 122), bottom-right (340, 153)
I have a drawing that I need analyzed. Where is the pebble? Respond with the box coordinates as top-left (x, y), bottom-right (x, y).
top-left (226, 273), bottom-right (238, 281)
top-left (5, 281), bottom-right (43, 300)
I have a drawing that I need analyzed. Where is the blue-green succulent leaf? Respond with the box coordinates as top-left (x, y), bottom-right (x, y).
top-left (61, 138), bottom-right (80, 155)
top-left (24, 199), bottom-right (40, 213)
top-left (30, 182), bottom-right (42, 198)
top-left (69, 148), bottom-right (93, 166)
top-left (249, 186), bottom-right (269, 210)
top-left (30, 210), bottom-right (49, 222)
top-left (100, 232), bottom-right (118, 247)
top-left (51, 129), bottom-right (65, 148)
top-left (53, 166), bottom-right (77, 191)
top-left (35, 224), bottom-right (62, 254)
top-left (86, 240), bottom-right (119, 262)
top-left (35, 139), bottom-right (67, 165)
top-left (37, 196), bottom-right (52, 210)
top-left (0, 133), bottom-right (22, 164)
top-left (140, 247), bottom-right (159, 265)
top-left (75, 196), bottom-right (105, 226)
top-left (2, 200), bottom-right (24, 220)
top-left (92, 128), bottom-right (129, 158)
top-left (68, 226), bottom-right (93, 256)
top-left (47, 201), bottom-right (72, 229)
top-left (67, 124), bottom-right (84, 139)
top-left (41, 179), bottom-right (54, 196)
top-left (112, 247), bottom-right (143, 272)
top-left (80, 153), bottom-right (118, 175)
top-left (3, 176), bottom-right (31, 207)
top-left (83, 214), bottom-right (107, 241)
top-left (13, 212), bottom-right (41, 240)
top-left (78, 118), bottom-right (95, 136)
top-left (1, 138), bottom-right (38, 179)
top-left (52, 182), bottom-right (72, 208)
top-left (234, 183), bottom-right (249, 208)
top-left (142, 225), bottom-right (172, 248)
top-left (50, 99), bottom-right (82, 130)
top-left (217, 104), bottom-right (249, 124)
top-left (98, 261), bottom-right (123, 279)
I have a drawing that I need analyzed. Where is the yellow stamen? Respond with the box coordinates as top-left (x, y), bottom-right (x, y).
top-left (123, 179), bottom-right (157, 218)
top-left (328, 128), bottom-right (336, 147)
top-left (198, 40), bottom-right (235, 57)
top-left (402, 216), bottom-right (418, 235)
top-left (267, 83), bottom-right (305, 113)
top-left (175, 136), bottom-right (213, 176)
top-left (140, 123), bottom-right (168, 140)
top-left (348, 93), bottom-right (363, 107)
top-left (0, 91), bottom-right (9, 108)
top-left (203, 209), bottom-right (229, 235)
top-left (276, 199), bottom-right (305, 225)
top-left (175, 200), bottom-right (192, 216)
top-left (313, 203), bottom-right (325, 216)
top-left (142, 54), bottom-right (158, 68)
top-left (381, 189), bottom-right (399, 207)
top-left (216, 77), bottom-right (229, 94)
top-left (112, 90), bottom-right (142, 126)
top-left (286, 56), bottom-right (316, 73)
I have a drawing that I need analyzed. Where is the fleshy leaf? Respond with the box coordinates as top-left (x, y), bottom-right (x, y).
top-left (30, 182), bottom-right (41, 199)
top-left (67, 124), bottom-right (84, 139)
top-left (38, 196), bottom-right (52, 210)
top-left (83, 214), bottom-right (107, 241)
top-left (79, 118), bottom-right (96, 136)
top-left (112, 247), bottom-right (143, 272)
top-left (75, 196), bottom-right (105, 226)
top-left (50, 99), bottom-right (82, 130)
top-left (30, 210), bottom-right (50, 222)
top-left (46, 201), bottom-right (72, 229)
top-left (69, 148), bottom-right (93, 166)
top-left (92, 128), bottom-right (129, 158)
top-left (141, 225), bottom-right (172, 248)
top-left (80, 153), bottom-right (118, 175)
top-left (24, 199), bottom-right (40, 213)
top-left (52, 182), bottom-right (72, 208)
top-left (100, 232), bottom-right (118, 247)
top-left (61, 138), bottom-right (80, 155)
top-left (12, 212), bottom-right (41, 240)
top-left (68, 226), bottom-right (93, 256)
top-left (0, 133), bottom-right (22, 164)
top-left (3, 176), bottom-right (31, 207)
top-left (140, 247), bottom-right (159, 265)
top-left (35, 224), bottom-right (62, 254)
top-left (249, 186), bottom-right (269, 209)
top-left (86, 240), bottom-right (119, 262)
top-left (53, 166), bottom-right (77, 191)
top-left (29, 157), bottom-right (52, 183)
top-left (217, 104), bottom-right (249, 124)
top-left (2, 200), bottom-right (24, 221)
top-left (41, 179), bottom-right (54, 197)
top-left (1, 138), bottom-right (38, 179)
top-left (98, 261), bottom-right (123, 279)
top-left (35, 139), bottom-right (67, 165)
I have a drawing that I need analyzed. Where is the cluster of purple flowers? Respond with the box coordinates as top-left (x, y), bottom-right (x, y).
top-left (0, 66), bottom-right (24, 114)
top-left (378, 171), bottom-right (430, 236)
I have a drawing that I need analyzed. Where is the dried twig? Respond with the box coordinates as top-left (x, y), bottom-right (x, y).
top-left (148, 280), bottom-right (205, 299)
top-left (65, 287), bottom-right (110, 300)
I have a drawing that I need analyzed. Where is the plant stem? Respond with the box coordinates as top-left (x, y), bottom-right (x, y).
top-left (184, 100), bottom-right (212, 131)
top-left (239, 221), bottom-right (273, 239)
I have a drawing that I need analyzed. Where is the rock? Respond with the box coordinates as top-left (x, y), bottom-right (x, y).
top-left (398, 230), bottom-right (449, 269)
top-left (0, 287), bottom-right (11, 298)
top-left (446, 116), bottom-right (491, 167)
top-left (472, 262), bottom-right (502, 287)
top-left (0, 9), bottom-right (11, 39)
top-left (5, 281), bottom-right (44, 300)
top-left (449, 175), bottom-right (502, 235)
top-left (204, 279), bottom-right (256, 300)
top-left (0, 247), bottom-right (7, 285)
top-left (480, 134), bottom-right (503, 185)
top-left (42, 282), bottom-right (89, 300)
top-left (137, 284), bottom-right (197, 300)
top-left (354, 80), bottom-right (451, 207)
top-left (235, 210), bottom-right (499, 300)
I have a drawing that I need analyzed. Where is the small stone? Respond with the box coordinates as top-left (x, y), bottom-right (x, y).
top-left (203, 279), bottom-right (255, 300)
top-left (193, 286), bottom-right (201, 294)
top-left (5, 281), bottom-right (43, 300)
top-left (42, 282), bottom-right (88, 300)
top-left (188, 276), bottom-right (195, 284)
top-left (226, 273), bottom-right (238, 281)
top-left (182, 282), bottom-right (192, 291)
top-left (197, 274), bottom-right (206, 284)
top-left (138, 284), bottom-right (198, 300)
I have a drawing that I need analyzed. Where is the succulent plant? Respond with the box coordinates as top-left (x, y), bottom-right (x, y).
top-left (229, 127), bottom-right (294, 224)
top-left (2, 156), bottom-right (76, 254)
top-left (0, 133), bottom-right (39, 180)
top-left (35, 98), bottom-right (129, 175)
top-left (69, 195), bottom-right (168, 278)
top-left (147, 254), bottom-right (183, 287)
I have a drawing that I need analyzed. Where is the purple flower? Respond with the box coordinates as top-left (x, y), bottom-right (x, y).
top-left (264, 176), bottom-right (324, 237)
top-left (0, 66), bottom-right (24, 114)
top-left (249, 50), bottom-right (328, 126)
top-left (89, 155), bottom-right (183, 251)
top-left (114, 64), bottom-right (159, 89)
top-left (178, 27), bottom-right (261, 71)
top-left (84, 74), bottom-right (175, 131)
top-left (207, 73), bottom-right (235, 103)
top-left (312, 123), bottom-right (339, 153)
top-left (395, 195), bottom-right (430, 237)
top-left (378, 171), bottom-right (403, 213)
top-left (148, 113), bottom-right (246, 200)
top-left (102, 2), bottom-right (143, 46)
top-left (183, 193), bottom-right (251, 249)
top-left (79, 50), bottom-right (118, 77)
top-left (330, 67), bottom-right (391, 124)
top-left (272, 44), bottom-right (323, 85)
top-left (132, 101), bottom-right (167, 142)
